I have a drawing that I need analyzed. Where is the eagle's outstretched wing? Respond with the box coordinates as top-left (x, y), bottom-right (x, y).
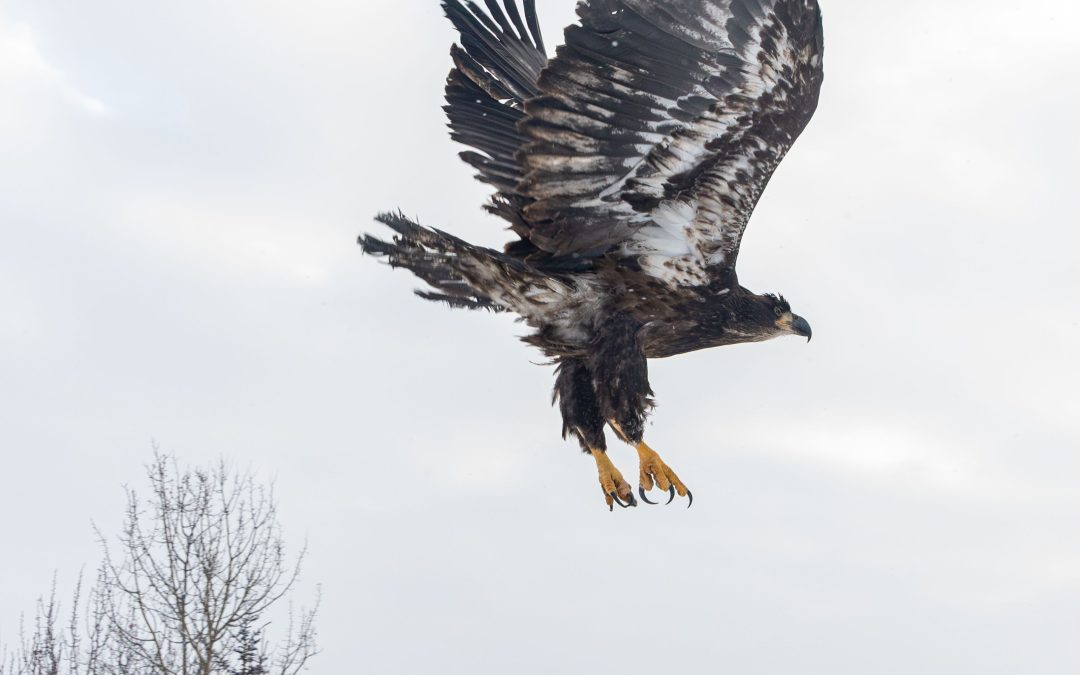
top-left (518, 0), bottom-right (824, 285)
top-left (441, 0), bottom-right (824, 286)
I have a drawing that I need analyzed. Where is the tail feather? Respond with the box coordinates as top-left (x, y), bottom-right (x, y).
top-left (359, 212), bottom-right (505, 312)
top-left (360, 211), bottom-right (573, 317)
top-left (414, 291), bottom-right (500, 311)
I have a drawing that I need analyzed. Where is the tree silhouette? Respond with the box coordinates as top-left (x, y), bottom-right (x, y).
top-left (1, 453), bottom-right (318, 675)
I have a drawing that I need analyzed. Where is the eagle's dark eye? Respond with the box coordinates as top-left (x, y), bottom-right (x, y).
top-left (773, 306), bottom-right (784, 317)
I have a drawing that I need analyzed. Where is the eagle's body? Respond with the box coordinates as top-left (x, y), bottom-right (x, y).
top-left (362, 0), bottom-right (824, 509)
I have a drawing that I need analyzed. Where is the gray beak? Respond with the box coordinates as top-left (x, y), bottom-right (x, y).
top-left (792, 315), bottom-right (812, 342)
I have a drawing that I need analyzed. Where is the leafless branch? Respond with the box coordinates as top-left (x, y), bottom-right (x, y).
top-left (1, 452), bottom-right (318, 675)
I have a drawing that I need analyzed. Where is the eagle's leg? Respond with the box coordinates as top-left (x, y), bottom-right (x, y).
top-left (554, 358), bottom-right (635, 510)
top-left (591, 448), bottom-right (635, 511)
top-left (606, 421), bottom-right (692, 507)
top-left (593, 315), bottom-right (692, 507)
top-left (634, 439), bottom-right (692, 507)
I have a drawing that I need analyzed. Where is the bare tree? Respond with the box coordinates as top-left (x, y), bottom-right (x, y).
top-left (1, 571), bottom-right (114, 675)
top-left (1, 454), bottom-right (318, 675)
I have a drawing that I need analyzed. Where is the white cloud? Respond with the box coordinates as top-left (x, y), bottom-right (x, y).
top-left (113, 189), bottom-right (337, 286)
top-left (0, 14), bottom-right (109, 117)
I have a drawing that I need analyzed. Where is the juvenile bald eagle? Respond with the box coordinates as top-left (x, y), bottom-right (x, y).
top-left (361, 0), bottom-right (823, 509)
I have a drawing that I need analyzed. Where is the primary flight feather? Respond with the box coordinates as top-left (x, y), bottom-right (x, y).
top-left (361, 0), bottom-right (823, 509)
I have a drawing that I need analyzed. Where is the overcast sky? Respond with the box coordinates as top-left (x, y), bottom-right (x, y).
top-left (2, 0), bottom-right (1079, 672)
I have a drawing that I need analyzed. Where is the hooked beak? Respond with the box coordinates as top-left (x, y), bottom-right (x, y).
top-left (792, 315), bottom-right (812, 342)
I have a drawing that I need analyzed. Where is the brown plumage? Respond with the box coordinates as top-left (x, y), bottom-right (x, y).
top-left (360, 0), bottom-right (823, 509)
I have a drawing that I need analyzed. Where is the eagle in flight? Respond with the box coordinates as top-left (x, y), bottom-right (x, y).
top-left (361, 0), bottom-right (823, 509)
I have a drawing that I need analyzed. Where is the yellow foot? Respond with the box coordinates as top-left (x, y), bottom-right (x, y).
top-left (636, 441), bottom-right (692, 508)
top-left (591, 449), bottom-right (637, 511)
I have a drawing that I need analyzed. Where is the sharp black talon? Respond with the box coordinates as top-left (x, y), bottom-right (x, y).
top-left (686, 489), bottom-right (693, 509)
top-left (638, 486), bottom-right (658, 505)
top-left (610, 490), bottom-right (631, 509)
top-left (627, 491), bottom-right (638, 507)
top-left (665, 486), bottom-right (676, 505)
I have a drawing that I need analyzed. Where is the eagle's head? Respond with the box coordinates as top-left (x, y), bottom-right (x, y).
top-left (762, 293), bottom-right (812, 342)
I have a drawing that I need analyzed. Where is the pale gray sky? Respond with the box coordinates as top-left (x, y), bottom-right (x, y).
top-left (2, 0), bottom-right (1079, 672)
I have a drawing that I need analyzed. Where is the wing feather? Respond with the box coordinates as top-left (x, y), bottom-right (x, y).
top-left (516, 0), bottom-right (824, 285)
top-left (441, 0), bottom-right (548, 240)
